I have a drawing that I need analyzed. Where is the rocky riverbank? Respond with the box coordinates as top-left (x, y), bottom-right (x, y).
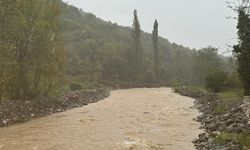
top-left (0, 88), bottom-right (110, 127)
top-left (175, 87), bottom-right (250, 150)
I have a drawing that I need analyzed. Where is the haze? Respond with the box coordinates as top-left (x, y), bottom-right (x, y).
top-left (63, 0), bottom-right (238, 54)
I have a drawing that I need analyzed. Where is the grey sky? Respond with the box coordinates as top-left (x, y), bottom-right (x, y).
top-left (63, 0), bottom-right (238, 54)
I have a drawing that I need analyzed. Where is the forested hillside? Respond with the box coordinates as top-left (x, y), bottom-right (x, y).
top-left (60, 3), bottom-right (237, 89)
top-left (0, 1), bottom-right (239, 100)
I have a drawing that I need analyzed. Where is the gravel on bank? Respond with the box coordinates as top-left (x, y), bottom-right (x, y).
top-left (0, 88), bottom-right (110, 127)
top-left (175, 87), bottom-right (250, 150)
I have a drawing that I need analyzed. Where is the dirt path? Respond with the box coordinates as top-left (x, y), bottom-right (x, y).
top-left (0, 88), bottom-right (201, 150)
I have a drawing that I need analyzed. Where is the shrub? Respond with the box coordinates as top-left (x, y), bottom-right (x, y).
top-left (69, 82), bottom-right (82, 91)
top-left (237, 133), bottom-right (250, 148)
top-left (171, 79), bottom-right (181, 90)
top-left (226, 72), bottom-right (243, 89)
top-left (205, 71), bottom-right (228, 92)
top-left (213, 132), bottom-right (235, 144)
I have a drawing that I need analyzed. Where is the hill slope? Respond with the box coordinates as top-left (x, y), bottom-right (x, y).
top-left (60, 3), bottom-right (233, 88)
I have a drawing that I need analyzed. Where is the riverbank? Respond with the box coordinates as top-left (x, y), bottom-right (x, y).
top-left (0, 82), bottom-right (169, 128)
top-left (0, 82), bottom-right (168, 128)
top-left (0, 88), bottom-right (110, 127)
top-left (175, 86), bottom-right (250, 149)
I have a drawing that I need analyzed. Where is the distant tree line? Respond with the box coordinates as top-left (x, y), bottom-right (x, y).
top-left (61, 4), bottom-right (237, 90)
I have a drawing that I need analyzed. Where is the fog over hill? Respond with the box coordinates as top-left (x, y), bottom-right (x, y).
top-left (63, 0), bottom-right (238, 54)
top-left (60, 2), bottom-right (236, 87)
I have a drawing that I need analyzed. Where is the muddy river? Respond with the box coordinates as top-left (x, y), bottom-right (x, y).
top-left (0, 88), bottom-right (201, 150)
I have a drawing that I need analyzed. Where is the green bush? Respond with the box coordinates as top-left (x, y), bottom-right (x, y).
top-left (226, 72), bottom-right (242, 89)
top-left (214, 132), bottom-right (250, 148)
top-left (213, 132), bottom-right (235, 144)
top-left (205, 71), bottom-right (228, 92)
top-left (69, 82), bottom-right (82, 91)
top-left (237, 133), bottom-right (250, 148)
top-left (171, 79), bottom-right (181, 89)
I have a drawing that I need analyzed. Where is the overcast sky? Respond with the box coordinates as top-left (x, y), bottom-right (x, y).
top-left (63, 0), bottom-right (238, 54)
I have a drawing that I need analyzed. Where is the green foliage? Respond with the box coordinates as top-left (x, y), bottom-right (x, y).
top-left (0, 0), bottom-right (64, 100)
top-left (219, 90), bottom-right (243, 101)
top-left (192, 47), bottom-right (223, 85)
top-left (214, 90), bottom-right (243, 114)
top-left (188, 86), bottom-right (207, 94)
top-left (214, 105), bottom-right (228, 114)
top-left (130, 9), bottom-right (144, 81)
top-left (226, 72), bottom-right (243, 89)
top-left (205, 71), bottom-right (228, 92)
top-left (69, 82), bottom-right (82, 91)
top-left (152, 20), bottom-right (159, 80)
top-left (237, 133), bottom-right (250, 148)
top-left (214, 132), bottom-right (250, 149)
top-left (214, 132), bottom-right (235, 144)
top-left (0, 1), bottom-right (240, 100)
top-left (171, 80), bottom-right (181, 89)
top-left (233, 7), bottom-right (250, 95)
top-left (61, 4), bottom-right (235, 88)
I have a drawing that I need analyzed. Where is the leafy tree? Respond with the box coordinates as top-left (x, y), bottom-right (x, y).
top-left (233, 7), bottom-right (250, 95)
top-left (0, 0), bottom-right (64, 100)
top-left (205, 71), bottom-right (228, 92)
top-left (192, 47), bottom-right (222, 85)
top-left (0, 0), bottom-right (18, 100)
top-left (152, 20), bottom-right (159, 80)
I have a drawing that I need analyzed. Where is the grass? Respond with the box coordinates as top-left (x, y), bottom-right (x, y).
top-left (214, 132), bottom-right (236, 144)
top-left (218, 89), bottom-right (244, 102)
top-left (212, 89), bottom-right (249, 149)
top-left (214, 132), bottom-right (250, 149)
top-left (238, 132), bottom-right (250, 149)
top-left (188, 85), bottom-right (207, 93)
top-left (214, 89), bottom-right (244, 114)
top-left (187, 86), bottom-right (249, 149)
top-left (179, 86), bottom-right (244, 114)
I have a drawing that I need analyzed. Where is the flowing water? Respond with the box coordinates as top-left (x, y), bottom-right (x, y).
top-left (0, 88), bottom-right (201, 150)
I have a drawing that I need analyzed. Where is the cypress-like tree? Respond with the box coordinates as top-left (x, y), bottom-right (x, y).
top-left (233, 7), bottom-right (250, 95)
top-left (152, 19), bottom-right (159, 80)
top-left (131, 9), bottom-right (144, 80)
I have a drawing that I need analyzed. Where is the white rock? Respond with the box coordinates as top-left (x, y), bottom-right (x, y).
top-left (2, 120), bottom-right (7, 124)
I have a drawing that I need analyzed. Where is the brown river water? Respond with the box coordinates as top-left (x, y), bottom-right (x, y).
top-left (0, 88), bottom-right (201, 150)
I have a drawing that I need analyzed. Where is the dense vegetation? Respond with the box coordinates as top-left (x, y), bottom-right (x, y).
top-left (60, 3), bottom-right (237, 91)
top-left (0, 1), bottom-right (243, 100)
top-left (233, 5), bottom-right (250, 96)
top-left (0, 0), bottom-right (64, 100)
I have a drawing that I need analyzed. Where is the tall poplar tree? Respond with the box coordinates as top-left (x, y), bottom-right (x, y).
top-left (131, 9), bottom-right (144, 81)
top-left (152, 19), bottom-right (159, 80)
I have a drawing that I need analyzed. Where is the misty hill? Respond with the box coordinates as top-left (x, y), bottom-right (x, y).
top-left (59, 3), bottom-right (234, 87)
